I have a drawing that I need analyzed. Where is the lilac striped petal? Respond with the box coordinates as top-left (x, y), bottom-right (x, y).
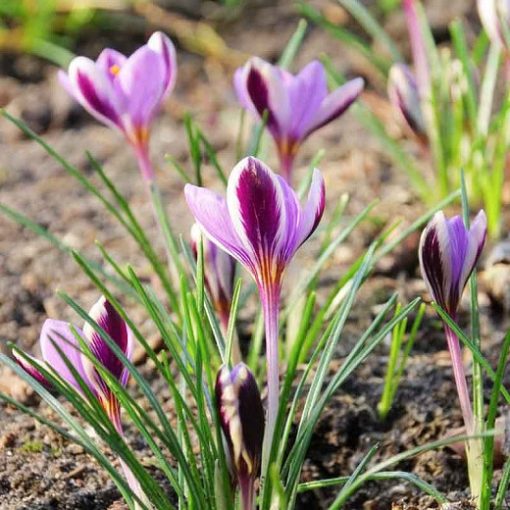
top-left (227, 157), bottom-right (288, 276)
top-left (419, 211), bottom-right (487, 314)
top-left (245, 58), bottom-right (290, 137)
top-left (215, 363), bottom-right (264, 480)
top-left (388, 64), bottom-right (426, 138)
top-left (304, 77), bottom-right (364, 137)
top-left (67, 57), bottom-right (122, 130)
top-left (287, 60), bottom-right (328, 140)
top-left (13, 351), bottom-right (51, 388)
top-left (147, 31), bottom-right (177, 96)
top-left (116, 46), bottom-right (167, 128)
top-left (457, 211), bottom-right (487, 300)
top-left (296, 168), bottom-right (326, 248)
top-left (185, 185), bottom-right (253, 270)
top-left (234, 67), bottom-right (257, 114)
top-left (82, 297), bottom-right (133, 394)
top-left (40, 319), bottom-right (91, 392)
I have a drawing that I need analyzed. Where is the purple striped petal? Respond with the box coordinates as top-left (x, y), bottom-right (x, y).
top-left (245, 58), bottom-right (290, 137)
top-left (147, 31), bottom-right (177, 97)
top-left (304, 77), bottom-right (364, 137)
top-left (226, 157), bottom-right (288, 280)
top-left (191, 224), bottom-right (236, 323)
top-left (215, 363), bottom-right (264, 480)
top-left (82, 297), bottom-right (133, 395)
top-left (287, 60), bottom-right (328, 140)
top-left (185, 185), bottom-right (252, 270)
top-left (388, 64), bottom-right (426, 138)
top-left (40, 319), bottom-right (91, 392)
top-left (13, 351), bottom-right (51, 388)
top-left (296, 168), bottom-right (326, 248)
top-left (419, 211), bottom-right (487, 314)
top-left (116, 46), bottom-right (167, 128)
top-left (67, 57), bottom-right (122, 130)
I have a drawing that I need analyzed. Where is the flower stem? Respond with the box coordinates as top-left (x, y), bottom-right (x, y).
top-left (109, 399), bottom-right (149, 510)
top-left (444, 324), bottom-right (482, 505)
top-left (260, 284), bottom-right (281, 482)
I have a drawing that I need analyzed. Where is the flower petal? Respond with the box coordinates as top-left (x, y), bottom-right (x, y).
top-left (226, 157), bottom-right (287, 276)
top-left (304, 77), bottom-right (364, 137)
top-left (296, 168), bottom-right (326, 248)
top-left (116, 46), bottom-right (167, 128)
top-left (67, 56), bottom-right (122, 130)
top-left (147, 31), bottom-right (177, 96)
top-left (12, 351), bottom-right (50, 388)
top-left (40, 319), bottom-right (91, 391)
top-left (388, 64), bottom-right (426, 137)
top-left (185, 185), bottom-right (252, 269)
top-left (457, 210), bottom-right (487, 299)
top-left (287, 60), bottom-right (328, 139)
top-left (82, 296), bottom-right (132, 392)
top-left (245, 58), bottom-right (290, 137)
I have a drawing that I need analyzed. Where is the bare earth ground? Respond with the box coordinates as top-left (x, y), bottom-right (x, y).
top-left (2, 1), bottom-right (508, 509)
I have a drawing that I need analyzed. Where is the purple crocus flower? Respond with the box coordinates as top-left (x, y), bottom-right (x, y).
top-left (59, 32), bottom-right (176, 181)
top-left (190, 223), bottom-right (236, 330)
top-left (13, 296), bottom-right (145, 505)
top-left (418, 210), bottom-right (487, 474)
top-left (478, 0), bottom-right (510, 50)
top-left (216, 363), bottom-right (264, 510)
top-left (185, 156), bottom-right (325, 471)
top-left (234, 57), bottom-right (363, 182)
top-left (419, 210), bottom-right (487, 317)
top-left (388, 63), bottom-right (427, 142)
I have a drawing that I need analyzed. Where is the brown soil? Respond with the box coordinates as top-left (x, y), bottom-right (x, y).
top-left (2, 1), bottom-right (507, 509)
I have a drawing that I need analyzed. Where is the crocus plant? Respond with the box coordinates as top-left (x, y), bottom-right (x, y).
top-left (419, 210), bottom-right (487, 500)
top-left (234, 57), bottom-right (363, 182)
top-left (13, 296), bottom-right (145, 506)
top-left (216, 363), bottom-right (264, 510)
top-left (59, 32), bottom-right (176, 182)
top-left (185, 155), bottom-right (325, 472)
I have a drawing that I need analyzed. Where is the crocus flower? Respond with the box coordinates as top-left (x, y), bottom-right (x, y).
top-left (216, 363), bottom-right (264, 510)
top-left (13, 297), bottom-right (145, 506)
top-left (418, 210), bottom-right (487, 499)
top-left (419, 210), bottom-right (487, 317)
top-left (234, 57), bottom-right (363, 182)
top-left (185, 156), bottom-right (325, 472)
top-left (387, 63), bottom-right (427, 142)
top-left (59, 32), bottom-right (177, 181)
top-left (478, 0), bottom-right (510, 50)
top-left (190, 223), bottom-right (236, 330)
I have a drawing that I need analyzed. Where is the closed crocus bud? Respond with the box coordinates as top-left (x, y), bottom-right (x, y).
top-left (419, 210), bottom-right (487, 316)
top-left (59, 32), bottom-right (176, 181)
top-left (387, 63), bottom-right (427, 142)
top-left (478, 0), bottom-right (510, 50)
top-left (216, 363), bottom-right (264, 489)
top-left (190, 223), bottom-right (236, 329)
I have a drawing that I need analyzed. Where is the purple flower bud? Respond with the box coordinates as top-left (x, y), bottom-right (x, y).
top-left (215, 363), bottom-right (264, 481)
top-left (185, 156), bottom-right (325, 294)
top-left (13, 296), bottom-right (134, 409)
top-left (478, 0), bottom-right (510, 50)
top-left (387, 63), bottom-right (427, 141)
top-left (234, 58), bottom-right (363, 182)
top-left (190, 223), bottom-right (236, 329)
top-left (59, 32), bottom-right (176, 181)
top-left (419, 211), bottom-right (487, 315)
